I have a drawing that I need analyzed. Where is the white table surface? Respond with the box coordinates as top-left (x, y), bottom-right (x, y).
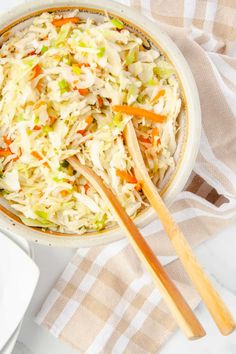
top-left (1, 0), bottom-right (236, 353)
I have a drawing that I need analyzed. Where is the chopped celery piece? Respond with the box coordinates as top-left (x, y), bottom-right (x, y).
top-left (94, 214), bottom-right (107, 231)
top-left (20, 216), bottom-right (55, 228)
top-left (153, 65), bottom-right (175, 78)
top-left (35, 210), bottom-right (48, 219)
top-left (53, 176), bottom-right (66, 182)
top-left (147, 79), bottom-right (158, 86)
top-left (34, 115), bottom-right (39, 124)
top-left (111, 18), bottom-right (124, 29)
top-left (41, 45), bottom-right (48, 54)
top-left (78, 41), bottom-right (86, 47)
top-left (16, 113), bottom-right (26, 122)
top-left (72, 64), bottom-right (81, 75)
top-left (55, 23), bottom-right (71, 46)
top-left (127, 85), bottom-right (136, 101)
top-left (97, 47), bottom-right (105, 58)
top-left (43, 126), bottom-right (53, 134)
top-left (59, 79), bottom-right (70, 94)
top-left (125, 48), bottom-right (137, 65)
top-left (113, 112), bottom-right (122, 128)
top-left (24, 58), bottom-right (37, 67)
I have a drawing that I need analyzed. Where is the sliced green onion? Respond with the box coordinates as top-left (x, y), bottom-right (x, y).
top-left (111, 18), bottom-right (124, 29)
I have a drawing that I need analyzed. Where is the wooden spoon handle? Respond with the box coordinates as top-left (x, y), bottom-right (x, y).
top-left (125, 121), bottom-right (235, 336)
top-left (68, 156), bottom-right (205, 340)
top-left (144, 176), bottom-right (235, 336)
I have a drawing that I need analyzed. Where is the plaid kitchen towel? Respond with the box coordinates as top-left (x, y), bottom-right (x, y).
top-left (36, 1), bottom-right (236, 353)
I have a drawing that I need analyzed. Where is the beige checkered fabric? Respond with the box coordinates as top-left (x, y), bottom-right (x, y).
top-left (36, 1), bottom-right (236, 353)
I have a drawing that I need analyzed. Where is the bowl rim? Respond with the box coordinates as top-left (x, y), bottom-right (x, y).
top-left (0, 0), bottom-right (201, 247)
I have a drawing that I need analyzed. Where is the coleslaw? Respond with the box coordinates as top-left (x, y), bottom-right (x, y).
top-left (0, 12), bottom-right (182, 233)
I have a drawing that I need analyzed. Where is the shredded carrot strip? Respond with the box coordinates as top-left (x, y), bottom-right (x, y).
top-left (31, 151), bottom-right (43, 160)
top-left (32, 64), bottom-right (41, 80)
top-left (27, 50), bottom-right (37, 57)
top-left (60, 190), bottom-right (69, 197)
top-left (135, 182), bottom-right (142, 192)
top-left (152, 127), bottom-right (160, 147)
top-left (97, 96), bottom-right (103, 108)
top-left (12, 148), bottom-right (22, 162)
top-left (112, 105), bottom-right (166, 123)
top-left (77, 116), bottom-right (93, 135)
top-left (152, 127), bottom-right (159, 137)
top-left (84, 183), bottom-right (90, 194)
top-left (3, 135), bottom-right (12, 146)
top-left (85, 115), bottom-right (93, 126)
top-left (120, 132), bottom-right (125, 141)
top-left (33, 125), bottom-right (41, 131)
top-left (36, 79), bottom-right (43, 91)
top-left (138, 136), bottom-right (151, 144)
top-left (78, 88), bottom-right (89, 96)
top-left (76, 63), bottom-right (90, 68)
top-left (49, 116), bottom-right (57, 125)
top-left (151, 89), bottom-right (165, 104)
top-left (43, 162), bottom-right (50, 168)
top-left (116, 169), bottom-right (137, 184)
top-left (77, 129), bottom-right (85, 135)
top-left (52, 17), bottom-right (80, 27)
top-left (33, 100), bottom-right (45, 110)
top-left (0, 148), bottom-right (11, 157)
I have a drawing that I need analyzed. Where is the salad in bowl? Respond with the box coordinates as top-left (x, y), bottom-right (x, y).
top-left (0, 1), bottom-right (201, 246)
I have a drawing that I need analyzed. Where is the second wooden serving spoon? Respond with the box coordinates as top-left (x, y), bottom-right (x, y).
top-left (124, 120), bottom-right (235, 336)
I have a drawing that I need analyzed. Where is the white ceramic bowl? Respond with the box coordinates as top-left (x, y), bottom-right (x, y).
top-left (0, 0), bottom-right (201, 247)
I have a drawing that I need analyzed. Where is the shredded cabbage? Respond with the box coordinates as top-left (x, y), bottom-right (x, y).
top-left (0, 12), bottom-right (182, 233)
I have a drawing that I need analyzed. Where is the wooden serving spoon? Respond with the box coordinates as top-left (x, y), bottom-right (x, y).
top-left (124, 120), bottom-right (235, 336)
top-left (67, 156), bottom-right (205, 340)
